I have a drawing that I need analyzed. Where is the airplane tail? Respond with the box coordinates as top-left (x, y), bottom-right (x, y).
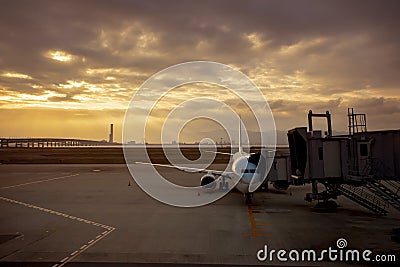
top-left (238, 116), bottom-right (243, 154)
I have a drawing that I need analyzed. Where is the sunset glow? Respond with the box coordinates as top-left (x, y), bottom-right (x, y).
top-left (0, 1), bottom-right (399, 143)
top-left (47, 50), bottom-right (73, 62)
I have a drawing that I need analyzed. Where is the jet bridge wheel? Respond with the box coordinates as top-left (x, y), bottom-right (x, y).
top-left (245, 193), bottom-right (253, 204)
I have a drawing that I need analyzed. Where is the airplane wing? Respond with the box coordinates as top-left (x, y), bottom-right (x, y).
top-left (135, 162), bottom-right (233, 179)
top-left (204, 150), bottom-right (276, 156)
top-left (204, 150), bottom-right (234, 156)
top-left (204, 150), bottom-right (259, 156)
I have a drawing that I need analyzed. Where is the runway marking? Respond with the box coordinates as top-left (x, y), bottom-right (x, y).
top-left (247, 204), bottom-right (258, 236)
top-left (59, 227), bottom-right (115, 267)
top-left (0, 196), bottom-right (116, 267)
top-left (241, 204), bottom-right (268, 237)
top-left (0, 173), bottom-right (80, 189)
top-left (71, 250), bottom-right (79, 256)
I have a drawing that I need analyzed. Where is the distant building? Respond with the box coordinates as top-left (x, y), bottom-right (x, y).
top-left (109, 124), bottom-right (114, 143)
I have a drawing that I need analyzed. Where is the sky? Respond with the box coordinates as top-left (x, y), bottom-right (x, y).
top-left (0, 0), bottom-right (399, 144)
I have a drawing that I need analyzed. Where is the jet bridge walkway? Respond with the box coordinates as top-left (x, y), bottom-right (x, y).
top-left (287, 108), bottom-right (400, 215)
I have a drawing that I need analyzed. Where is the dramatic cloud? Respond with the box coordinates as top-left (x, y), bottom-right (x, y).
top-left (0, 0), bottom-right (399, 143)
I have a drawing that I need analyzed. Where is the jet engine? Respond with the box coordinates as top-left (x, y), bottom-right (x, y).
top-left (200, 174), bottom-right (216, 189)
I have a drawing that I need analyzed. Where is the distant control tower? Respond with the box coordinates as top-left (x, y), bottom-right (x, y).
top-left (109, 124), bottom-right (114, 143)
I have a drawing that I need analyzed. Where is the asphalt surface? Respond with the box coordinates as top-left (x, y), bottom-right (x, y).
top-left (0, 164), bottom-right (399, 266)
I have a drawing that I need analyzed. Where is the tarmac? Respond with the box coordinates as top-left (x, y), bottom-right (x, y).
top-left (0, 164), bottom-right (400, 266)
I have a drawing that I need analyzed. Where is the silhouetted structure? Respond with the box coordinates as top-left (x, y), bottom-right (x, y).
top-left (109, 124), bottom-right (114, 143)
top-left (286, 108), bottom-right (400, 215)
top-left (0, 138), bottom-right (109, 148)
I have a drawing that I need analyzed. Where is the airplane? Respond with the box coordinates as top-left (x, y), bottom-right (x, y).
top-left (135, 118), bottom-right (271, 204)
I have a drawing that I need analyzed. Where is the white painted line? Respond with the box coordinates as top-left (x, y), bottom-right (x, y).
top-left (70, 250), bottom-right (79, 256)
top-left (1, 186), bottom-right (116, 267)
top-left (58, 228), bottom-right (116, 267)
top-left (60, 257), bottom-right (69, 263)
top-left (0, 174), bottom-right (79, 189)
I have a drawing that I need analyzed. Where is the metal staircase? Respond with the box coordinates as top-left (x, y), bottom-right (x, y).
top-left (364, 158), bottom-right (400, 212)
top-left (382, 179), bottom-right (400, 195)
top-left (338, 184), bottom-right (389, 215)
top-left (365, 178), bottom-right (400, 212)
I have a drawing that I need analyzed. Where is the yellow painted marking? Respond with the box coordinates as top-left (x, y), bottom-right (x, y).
top-left (241, 204), bottom-right (268, 237)
top-left (248, 204), bottom-right (258, 236)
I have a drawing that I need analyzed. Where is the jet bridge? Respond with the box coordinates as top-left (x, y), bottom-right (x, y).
top-left (286, 108), bottom-right (400, 215)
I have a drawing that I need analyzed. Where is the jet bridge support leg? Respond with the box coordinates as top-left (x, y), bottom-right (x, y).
top-left (305, 181), bottom-right (339, 211)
